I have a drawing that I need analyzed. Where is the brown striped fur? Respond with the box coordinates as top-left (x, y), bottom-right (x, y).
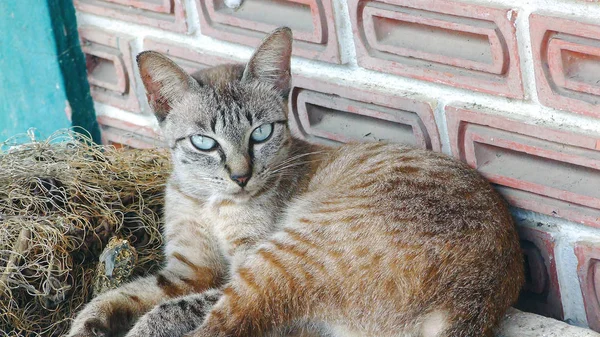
top-left (69, 28), bottom-right (523, 337)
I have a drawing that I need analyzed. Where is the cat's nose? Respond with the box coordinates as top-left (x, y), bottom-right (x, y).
top-left (230, 173), bottom-right (251, 188)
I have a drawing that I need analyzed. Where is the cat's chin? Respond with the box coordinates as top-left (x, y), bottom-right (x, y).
top-left (230, 190), bottom-right (252, 202)
top-left (209, 190), bottom-right (252, 205)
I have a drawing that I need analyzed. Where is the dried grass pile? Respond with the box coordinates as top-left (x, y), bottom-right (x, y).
top-left (0, 130), bottom-right (170, 336)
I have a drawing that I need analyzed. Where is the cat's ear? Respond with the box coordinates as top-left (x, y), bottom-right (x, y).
top-left (137, 51), bottom-right (199, 122)
top-left (242, 27), bottom-right (293, 97)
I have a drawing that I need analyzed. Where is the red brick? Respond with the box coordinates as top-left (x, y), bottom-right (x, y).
top-left (290, 77), bottom-right (441, 150)
top-left (143, 38), bottom-right (244, 74)
top-left (446, 105), bottom-right (600, 228)
top-left (530, 14), bottom-right (600, 118)
top-left (103, 0), bottom-right (172, 13)
top-left (348, 0), bottom-right (523, 98)
top-left (79, 26), bottom-right (140, 113)
top-left (575, 241), bottom-right (600, 332)
top-left (516, 226), bottom-right (563, 319)
top-left (97, 116), bottom-right (163, 149)
top-left (196, 0), bottom-right (341, 63)
top-left (75, 0), bottom-right (187, 33)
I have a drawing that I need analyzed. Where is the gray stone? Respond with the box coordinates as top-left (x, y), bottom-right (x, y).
top-left (497, 308), bottom-right (600, 337)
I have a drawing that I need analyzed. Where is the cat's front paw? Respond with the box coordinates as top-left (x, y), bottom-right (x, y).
top-left (68, 300), bottom-right (133, 337)
top-left (126, 291), bottom-right (222, 337)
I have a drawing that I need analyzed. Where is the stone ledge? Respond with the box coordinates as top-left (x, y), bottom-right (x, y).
top-left (497, 308), bottom-right (599, 337)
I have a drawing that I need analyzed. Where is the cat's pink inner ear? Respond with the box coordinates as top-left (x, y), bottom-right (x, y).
top-left (243, 27), bottom-right (293, 95)
top-left (137, 51), bottom-right (193, 122)
top-left (140, 70), bottom-right (171, 120)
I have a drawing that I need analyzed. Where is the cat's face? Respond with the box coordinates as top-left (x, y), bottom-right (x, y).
top-left (137, 28), bottom-right (294, 202)
top-left (163, 77), bottom-right (292, 201)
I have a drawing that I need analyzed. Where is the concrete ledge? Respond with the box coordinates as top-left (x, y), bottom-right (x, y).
top-left (497, 308), bottom-right (600, 337)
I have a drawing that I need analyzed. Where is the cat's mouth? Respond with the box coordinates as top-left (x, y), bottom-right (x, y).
top-left (228, 189), bottom-right (252, 202)
top-left (221, 178), bottom-right (269, 202)
top-left (232, 189), bottom-right (249, 196)
top-left (226, 183), bottom-right (267, 202)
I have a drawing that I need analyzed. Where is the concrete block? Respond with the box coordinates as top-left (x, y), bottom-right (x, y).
top-left (74, 0), bottom-right (187, 32)
top-left (143, 38), bottom-right (245, 74)
top-left (79, 26), bottom-right (141, 113)
top-left (196, 0), bottom-right (341, 63)
top-left (516, 226), bottom-right (563, 320)
top-left (530, 14), bottom-right (600, 118)
top-left (496, 308), bottom-right (599, 337)
top-left (97, 116), bottom-right (163, 149)
top-left (348, 0), bottom-right (524, 98)
top-left (446, 105), bottom-right (600, 228)
top-left (290, 76), bottom-right (441, 151)
top-left (575, 241), bottom-right (600, 332)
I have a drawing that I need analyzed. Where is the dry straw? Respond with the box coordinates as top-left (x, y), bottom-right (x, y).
top-left (0, 130), bottom-right (170, 336)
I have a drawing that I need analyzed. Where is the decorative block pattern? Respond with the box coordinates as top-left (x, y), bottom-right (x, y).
top-left (348, 0), bottom-right (524, 98)
top-left (575, 241), bottom-right (600, 332)
top-left (290, 77), bottom-right (441, 151)
top-left (516, 226), bottom-right (563, 320)
top-left (196, 0), bottom-right (341, 63)
top-left (97, 116), bottom-right (163, 149)
top-left (74, 0), bottom-right (187, 32)
top-left (530, 14), bottom-right (600, 118)
top-left (79, 26), bottom-right (140, 113)
top-left (143, 38), bottom-right (244, 74)
top-left (446, 105), bottom-right (600, 228)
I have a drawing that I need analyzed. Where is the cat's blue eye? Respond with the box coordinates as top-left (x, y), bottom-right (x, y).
top-left (250, 123), bottom-right (274, 143)
top-left (190, 135), bottom-right (217, 151)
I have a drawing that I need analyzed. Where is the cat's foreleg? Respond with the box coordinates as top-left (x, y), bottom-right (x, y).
top-left (186, 239), bottom-right (316, 337)
top-left (67, 270), bottom-right (191, 337)
top-left (68, 229), bottom-right (225, 337)
top-left (123, 237), bottom-right (276, 337)
top-left (125, 289), bottom-right (223, 337)
top-left (186, 283), bottom-right (280, 337)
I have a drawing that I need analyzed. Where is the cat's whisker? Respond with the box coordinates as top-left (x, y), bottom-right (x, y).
top-left (266, 160), bottom-right (321, 175)
top-left (268, 154), bottom-right (320, 171)
top-left (264, 157), bottom-right (325, 178)
top-left (268, 151), bottom-right (325, 170)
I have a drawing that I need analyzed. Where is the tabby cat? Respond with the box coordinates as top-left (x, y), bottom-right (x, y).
top-left (68, 27), bottom-right (523, 337)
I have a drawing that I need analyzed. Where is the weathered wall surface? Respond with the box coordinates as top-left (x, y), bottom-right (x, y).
top-left (0, 1), bottom-right (72, 140)
top-left (74, 0), bottom-right (600, 331)
top-left (0, 0), bottom-right (99, 143)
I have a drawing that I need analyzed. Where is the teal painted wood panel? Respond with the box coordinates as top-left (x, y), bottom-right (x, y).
top-left (0, 0), bottom-right (100, 143)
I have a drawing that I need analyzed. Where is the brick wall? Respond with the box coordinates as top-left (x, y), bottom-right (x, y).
top-left (74, 0), bottom-right (600, 330)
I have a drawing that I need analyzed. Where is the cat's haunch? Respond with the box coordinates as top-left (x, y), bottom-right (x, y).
top-left (69, 26), bottom-right (523, 337)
